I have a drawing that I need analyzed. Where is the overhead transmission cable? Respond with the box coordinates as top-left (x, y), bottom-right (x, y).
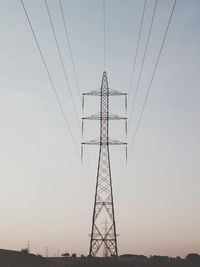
top-left (117, 0), bottom-right (146, 183)
top-left (116, 0), bottom-right (147, 189)
top-left (44, 0), bottom-right (81, 131)
top-left (59, 0), bottom-right (81, 101)
top-left (118, 0), bottom-right (177, 208)
top-left (128, 0), bottom-right (147, 97)
top-left (59, 0), bottom-right (94, 187)
top-left (21, 0), bottom-right (91, 203)
top-left (59, 0), bottom-right (93, 183)
top-left (128, 0), bottom-right (177, 155)
top-left (128, 0), bottom-right (158, 130)
top-left (21, 0), bottom-right (79, 155)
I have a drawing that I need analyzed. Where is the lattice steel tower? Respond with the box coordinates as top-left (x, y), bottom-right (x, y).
top-left (81, 72), bottom-right (127, 257)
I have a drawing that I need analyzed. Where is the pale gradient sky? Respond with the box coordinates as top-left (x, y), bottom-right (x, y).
top-left (0, 0), bottom-right (200, 258)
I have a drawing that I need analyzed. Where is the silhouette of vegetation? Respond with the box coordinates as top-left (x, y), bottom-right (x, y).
top-left (71, 253), bottom-right (77, 258)
top-left (61, 252), bottom-right (70, 257)
top-left (120, 254), bottom-right (148, 260)
top-left (21, 248), bottom-right (29, 254)
top-left (81, 254), bottom-right (86, 258)
top-left (186, 253), bottom-right (200, 262)
top-left (1, 249), bottom-right (200, 267)
top-left (150, 255), bottom-right (169, 261)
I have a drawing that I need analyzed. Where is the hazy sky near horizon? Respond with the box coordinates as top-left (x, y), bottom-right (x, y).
top-left (0, 0), bottom-right (200, 257)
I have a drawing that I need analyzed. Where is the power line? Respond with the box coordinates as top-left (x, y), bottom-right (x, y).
top-left (128, 0), bottom-right (147, 97)
top-left (59, 0), bottom-right (93, 187)
top-left (59, 0), bottom-right (81, 101)
top-left (21, 0), bottom-right (92, 205)
top-left (117, 0), bottom-right (177, 208)
top-left (116, 1), bottom-right (147, 187)
top-left (21, 0), bottom-right (79, 155)
top-left (128, 0), bottom-right (177, 156)
top-left (128, 0), bottom-right (158, 130)
top-left (44, 0), bottom-right (81, 130)
top-left (59, 0), bottom-right (94, 192)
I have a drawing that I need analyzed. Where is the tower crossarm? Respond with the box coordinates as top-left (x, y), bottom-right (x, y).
top-left (82, 113), bottom-right (127, 121)
top-left (82, 138), bottom-right (127, 146)
top-left (83, 89), bottom-right (127, 96)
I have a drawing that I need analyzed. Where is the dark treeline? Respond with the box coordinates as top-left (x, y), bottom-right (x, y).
top-left (1, 249), bottom-right (200, 267)
top-left (45, 253), bottom-right (200, 267)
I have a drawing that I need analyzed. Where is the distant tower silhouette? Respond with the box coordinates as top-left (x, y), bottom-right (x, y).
top-left (45, 247), bottom-right (49, 257)
top-left (26, 240), bottom-right (31, 253)
top-left (82, 72), bottom-right (127, 257)
top-left (103, 219), bottom-right (109, 257)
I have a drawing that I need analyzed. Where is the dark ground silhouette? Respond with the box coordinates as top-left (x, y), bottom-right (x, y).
top-left (1, 249), bottom-right (200, 267)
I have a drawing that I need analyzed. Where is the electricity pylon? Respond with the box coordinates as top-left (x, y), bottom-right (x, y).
top-left (81, 72), bottom-right (127, 257)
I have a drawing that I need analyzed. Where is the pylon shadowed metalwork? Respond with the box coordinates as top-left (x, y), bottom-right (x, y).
top-left (81, 72), bottom-right (127, 257)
